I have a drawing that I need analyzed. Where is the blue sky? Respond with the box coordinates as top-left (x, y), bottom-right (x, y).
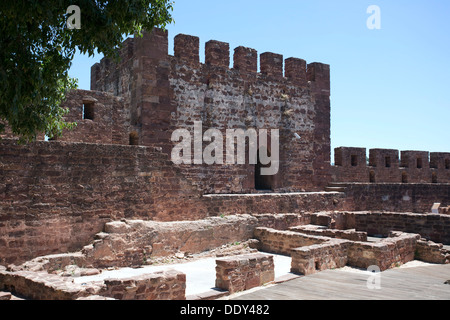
top-left (70, 0), bottom-right (450, 156)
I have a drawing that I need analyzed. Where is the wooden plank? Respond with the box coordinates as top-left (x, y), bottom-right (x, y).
top-left (227, 264), bottom-right (450, 300)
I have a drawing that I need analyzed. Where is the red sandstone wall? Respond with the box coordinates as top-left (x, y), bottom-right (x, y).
top-left (346, 212), bottom-right (450, 244)
top-left (342, 183), bottom-right (450, 214)
top-left (0, 139), bottom-right (207, 265)
top-left (169, 34), bottom-right (331, 193)
top-left (89, 29), bottom-right (332, 193)
top-left (332, 147), bottom-right (450, 184)
top-left (215, 253), bottom-right (275, 294)
top-left (56, 89), bottom-right (131, 145)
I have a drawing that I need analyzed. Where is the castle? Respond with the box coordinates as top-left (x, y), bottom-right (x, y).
top-left (0, 29), bottom-right (449, 300)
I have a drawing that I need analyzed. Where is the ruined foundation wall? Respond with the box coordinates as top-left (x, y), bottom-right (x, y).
top-left (83, 215), bottom-right (260, 268)
top-left (290, 239), bottom-right (350, 275)
top-left (253, 227), bottom-right (328, 255)
top-left (347, 212), bottom-right (450, 244)
top-left (78, 214), bottom-right (310, 268)
top-left (100, 269), bottom-right (186, 300)
top-left (0, 267), bottom-right (185, 300)
top-left (346, 233), bottom-right (419, 271)
top-left (215, 253), bottom-right (275, 294)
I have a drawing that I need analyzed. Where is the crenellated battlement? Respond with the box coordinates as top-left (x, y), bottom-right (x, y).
top-left (332, 147), bottom-right (450, 184)
top-left (173, 32), bottom-right (330, 93)
top-left (91, 28), bottom-right (330, 96)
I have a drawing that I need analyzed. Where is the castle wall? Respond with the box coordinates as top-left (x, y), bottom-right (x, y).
top-left (90, 29), bottom-right (332, 193)
top-left (57, 89), bottom-right (131, 145)
top-left (169, 35), bottom-right (331, 193)
top-left (0, 137), bottom-right (448, 265)
top-left (0, 139), bottom-right (207, 265)
top-left (332, 147), bottom-right (450, 184)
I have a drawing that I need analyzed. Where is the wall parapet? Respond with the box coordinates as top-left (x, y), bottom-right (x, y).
top-left (92, 28), bottom-right (330, 97)
top-left (332, 147), bottom-right (450, 184)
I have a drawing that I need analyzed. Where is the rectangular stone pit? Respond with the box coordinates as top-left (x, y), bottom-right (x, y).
top-left (291, 239), bottom-right (351, 275)
top-left (346, 232), bottom-right (421, 271)
top-left (253, 227), bottom-right (328, 255)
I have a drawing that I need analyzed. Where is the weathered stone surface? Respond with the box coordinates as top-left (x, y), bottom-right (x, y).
top-left (346, 232), bottom-right (420, 271)
top-left (415, 238), bottom-right (450, 264)
top-left (254, 227), bottom-right (328, 256)
top-left (0, 267), bottom-right (185, 300)
top-left (215, 253), bottom-right (274, 294)
top-left (291, 239), bottom-right (350, 275)
top-left (289, 224), bottom-right (367, 241)
top-left (0, 269), bottom-right (104, 300)
top-left (101, 269), bottom-right (186, 300)
top-left (332, 148), bottom-right (450, 184)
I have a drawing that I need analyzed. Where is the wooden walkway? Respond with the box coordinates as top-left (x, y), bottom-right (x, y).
top-left (227, 264), bottom-right (450, 300)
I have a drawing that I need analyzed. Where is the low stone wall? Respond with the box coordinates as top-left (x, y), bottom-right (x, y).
top-left (0, 269), bottom-right (103, 300)
top-left (82, 215), bottom-right (258, 268)
top-left (203, 192), bottom-right (348, 216)
top-left (81, 214), bottom-right (309, 268)
top-left (346, 232), bottom-right (420, 271)
top-left (261, 227), bottom-right (427, 275)
top-left (101, 269), bottom-right (185, 300)
top-left (290, 239), bottom-right (350, 275)
top-left (253, 227), bottom-right (328, 255)
top-left (289, 225), bottom-right (367, 241)
top-left (342, 183), bottom-right (450, 214)
top-left (7, 214), bottom-right (308, 272)
top-left (311, 211), bottom-right (450, 245)
top-left (0, 267), bottom-right (185, 300)
top-left (215, 253), bottom-right (274, 294)
top-left (347, 212), bottom-right (450, 244)
top-left (415, 239), bottom-right (450, 264)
